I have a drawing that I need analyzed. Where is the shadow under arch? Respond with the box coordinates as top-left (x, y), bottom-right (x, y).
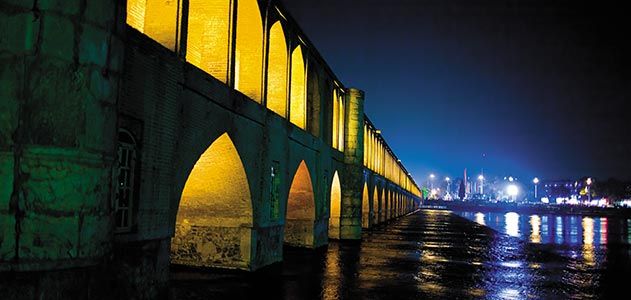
top-left (285, 160), bottom-right (316, 247)
top-left (171, 133), bottom-right (254, 270)
top-left (328, 170), bottom-right (342, 239)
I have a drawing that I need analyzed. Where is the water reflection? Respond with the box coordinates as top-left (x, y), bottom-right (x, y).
top-left (458, 211), bottom-right (631, 247)
top-left (505, 212), bottom-right (520, 237)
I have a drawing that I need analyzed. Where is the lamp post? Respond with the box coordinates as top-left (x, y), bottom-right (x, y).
top-left (445, 177), bottom-right (451, 196)
top-left (478, 175), bottom-right (484, 195)
top-left (533, 177), bottom-right (540, 200)
top-left (429, 174), bottom-right (435, 190)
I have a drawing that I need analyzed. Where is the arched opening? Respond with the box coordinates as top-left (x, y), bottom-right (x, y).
top-left (235, 0), bottom-right (263, 102)
top-left (171, 133), bottom-right (253, 270)
top-left (381, 188), bottom-right (388, 222)
top-left (373, 186), bottom-right (380, 224)
top-left (328, 171), bottom-right (342, 239)
top-left (266, 21), bottom-right (288, 117)
top-left (186, 0), bottom-right (231, 82)
top-left (289, 46), bottom-right (306, 129)
top-left (285, 161), bottom-right (316, 247)
top-left (126, 0), bottom-right (179, 50)
top-left (362, 182), bottom-right (370, 229)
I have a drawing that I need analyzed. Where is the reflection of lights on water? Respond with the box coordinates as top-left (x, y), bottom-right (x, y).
top-left (475, 212), bottom-right (486, 226)
top-left (530, 215), bottom-right (541, 243)
top-left (500, 261), bottom-right (522, 268)
top-left (583, 217), bottom-right (594, 245)
top-left (505, 212), bottom-right (520, 237)
top-left (499, 288), bottom-right (521, 299)
top-left (582, 217), bottom-right (595, 267)
top-left (600, 218), bottom-right (608, 244)
top-left (628, 219), bottom-right (631, 244)
top-left (541, 216), bottom-right (549, 243)
top-left (570, 217), bottom-right (579, 244)
top-left (555, 216), bottom-right (564, 244)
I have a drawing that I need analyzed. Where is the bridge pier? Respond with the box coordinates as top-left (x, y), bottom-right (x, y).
top-left (339, 89), bottom-right (365, 240)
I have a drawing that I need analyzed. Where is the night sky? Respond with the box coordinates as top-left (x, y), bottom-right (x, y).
top-left (282, 0), bottom-right (631, 183)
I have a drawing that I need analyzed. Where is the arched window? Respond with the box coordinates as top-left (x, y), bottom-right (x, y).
top-left (116, 130), bottom-right (138, 232)
top-left (266, 21), bottom-right (288, 117)
top-left (126, 0), bottom-right (179, 50)
top-left (290, 46), bottom-right (306, 129)
top-left (186, 0), bottom-right (231, 82)
top-left (235, 0), bottom-right (264, 102)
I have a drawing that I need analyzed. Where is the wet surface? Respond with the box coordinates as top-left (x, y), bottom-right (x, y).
top-left (171, 210), bottom-right (631, 299)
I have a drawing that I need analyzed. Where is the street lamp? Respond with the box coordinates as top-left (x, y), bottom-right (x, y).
top-left (445, 177), bottom-right (451, 196)
top-left (507, 184), bottom-right (519, 202)
top-left (478, 175), bottom-right (484, 195)
top-left (429, 174), bottom-right (435, 190)
top-left (533, 177), bottom-right (540, 200)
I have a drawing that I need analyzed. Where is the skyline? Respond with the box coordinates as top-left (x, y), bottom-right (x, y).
top-left (282, 0), bottom-right (631, 182)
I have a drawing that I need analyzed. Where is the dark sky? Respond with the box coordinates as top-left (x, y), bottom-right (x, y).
top-left (282, 0), bottom-right (631, 183)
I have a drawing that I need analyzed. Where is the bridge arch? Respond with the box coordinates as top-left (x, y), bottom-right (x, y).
top-left (285, 160), bottom-right (316, 247)
top-left (235, 0), bottom-right (263, 102)
top-left (266, 21), bottom-right (288, 117)
top-left (328, 170), bottom-right (342, 239)
top-left (372, 185), bottom-right (379, 225)
top-left (171, 133), bottom-right (253, 269)
top-left (185, 0), bottom-right (231, 82)
top-left (289, 45), bottom-right (306, 129)
top-left (362, 182), bottom-right (370, 229)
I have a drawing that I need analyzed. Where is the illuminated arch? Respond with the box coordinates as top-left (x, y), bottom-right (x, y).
top-left (127, 0), bottom-right (178, 50)
top-left (328, 171), bottom-right (342, 239)
top-left (374, 185), bottom-right (381, 224)
top-left (186, 0), bottom-right (231, 82)
top-left (266, 21), bottom-right (288, 116)
top-left (290, 46), bottom-right (306, 129)
top-left (171, 133), bottom-right (253, 269)
top-left (235, 0), bottom-right (263, 102)
top-left (285, 161), bottom-right (316, 247)
top-left (362, 182), bottom-right (370, 229)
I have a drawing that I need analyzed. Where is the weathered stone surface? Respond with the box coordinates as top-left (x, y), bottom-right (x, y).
top-left (171, 223), bottom-right (248, 269)
top-left (39, 14), bottom-right (74, 61)
top-left (0, 11), bottom-right (39, 54)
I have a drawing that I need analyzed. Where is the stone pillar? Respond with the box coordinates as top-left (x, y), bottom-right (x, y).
top-left (340, 88), bottom-right (364, 240)
top-left (1, 0), bottom-right (121, 275)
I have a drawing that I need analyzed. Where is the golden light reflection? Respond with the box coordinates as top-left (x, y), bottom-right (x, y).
top-left (362, 183), bottom-right (370, 228)
top-left (582, 217), bottom-right (595, 267)
top-left (505, 212), bottom-right (520, 237)
top-left (474, 212), bottom-right (485, 226)
top-left (177, 133), bottom-right (252, 227)
top-left (285, 161), bottom-right (316, 245)
top-left (186, 0), bottom-right (230, 82)
top-left (530, 215), bottom-right (541, 244)
top-left (127, 0), bottom-right (178, 50)
top-left (266, 21), bottom-right (288, 116)
top-left (235, 0), bottom-right (263, 102)
top-left (329, 171), bottom-right (342, 239)
top-left (289, 46), bottom-right (306, 129)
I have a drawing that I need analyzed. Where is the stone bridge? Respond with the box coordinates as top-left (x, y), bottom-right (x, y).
top-left (0, 0), bottom-right (421, 298)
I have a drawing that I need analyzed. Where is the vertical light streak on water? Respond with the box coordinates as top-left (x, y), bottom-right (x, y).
top-left (505, 212), bottom-right (520, 237)
top-left (530, 215), bottom-right (541, 244)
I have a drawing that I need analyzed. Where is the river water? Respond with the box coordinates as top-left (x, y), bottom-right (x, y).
top-left (171, 210), bottom-right (631, 299)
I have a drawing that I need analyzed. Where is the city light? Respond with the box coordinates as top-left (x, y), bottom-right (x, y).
top-left (507, 184), bottom-right (519, 197)
top-left (533, 177), bottom-right (539, 184)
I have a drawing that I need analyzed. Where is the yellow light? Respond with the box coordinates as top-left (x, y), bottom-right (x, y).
top-left (328, 171), bottom-right (342, 239)
top-left (177, 133), bottom-right (252, 226)
top-left (186, 0), bottom-right (230, 82)
top-left (127, 0), bottom-right (178, 50)
top-left (266, 22), bottom-right (288, 116)
top-left (289, 46), bottom-right (306, 129)
top-left (235, 0), bottom-right (263, 102)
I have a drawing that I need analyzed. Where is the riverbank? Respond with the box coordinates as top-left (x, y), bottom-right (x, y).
top-left (423, 200), bottom-right (631, 218)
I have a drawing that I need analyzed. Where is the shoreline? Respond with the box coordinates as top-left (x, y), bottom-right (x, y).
top-left (422, 201), bottom-right (631, 218)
